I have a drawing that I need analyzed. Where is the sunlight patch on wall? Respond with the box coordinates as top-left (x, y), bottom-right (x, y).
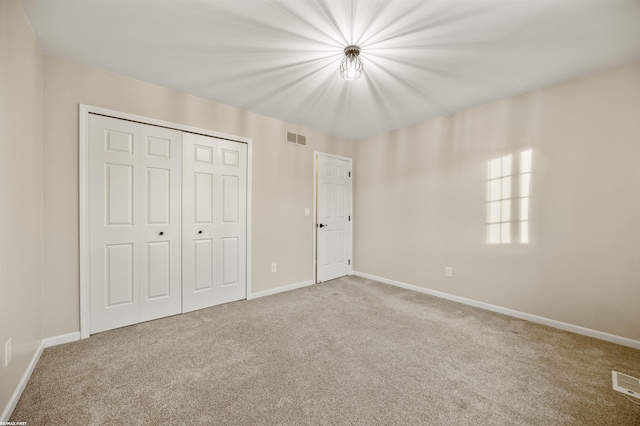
top-left (487, 154), bottom-right (512, 244)
top-left (519, 149), bottom-right (532, 244)
top-left (487, 150), bottom-right (532, 245)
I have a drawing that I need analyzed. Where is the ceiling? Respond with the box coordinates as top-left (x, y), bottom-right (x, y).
top-left (20, 0), bottom-right (640, 140)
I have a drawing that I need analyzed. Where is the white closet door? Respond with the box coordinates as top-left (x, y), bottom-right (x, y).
top-left (89, 115), bottom-right (182, 333)
top-left (89, 115), bottom-right (140, 333)
top-left (217, 139), bottom-right (247, 304)
top-left (182, 133), bottom-right (247, 312)
top-left (138, 124), bottom-right (182, 322)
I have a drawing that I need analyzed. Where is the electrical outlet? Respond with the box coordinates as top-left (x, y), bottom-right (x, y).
top-left (305, 207), bottom-right (310, 217)
top-left (445, 266), bottom-right (453, 278)
top-left (271, 263), bottom-right (277, 273)
top-left (5, 338), bottom-right (11, 367)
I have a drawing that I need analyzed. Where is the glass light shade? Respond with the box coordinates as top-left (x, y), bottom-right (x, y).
top-left (340, 45), bottom-right (363, 80)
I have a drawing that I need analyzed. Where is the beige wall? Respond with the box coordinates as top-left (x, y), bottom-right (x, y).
top-left (42, 56), bottom-right (355, 338)
top-left (354, 61), bottom-right (640, 341)
top-left (0, 0), bottom-right (44, 415)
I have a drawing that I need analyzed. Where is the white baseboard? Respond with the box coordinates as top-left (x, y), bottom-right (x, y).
top-left (1, 341), bottom-right (45, 422)
top-left (1, 331), bottom-right (82, 421)
top-left (250, 280), bottom-right (314, 300)
top-left (44, 331), bottom-right (81, 348)
top-left (353, 271), bottom-right (640, 350)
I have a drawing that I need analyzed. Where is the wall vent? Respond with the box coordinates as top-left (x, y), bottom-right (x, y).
top-left (286, 131), bottom-right (306, 147)
top-left (612, 371), bottom-right (640, 399)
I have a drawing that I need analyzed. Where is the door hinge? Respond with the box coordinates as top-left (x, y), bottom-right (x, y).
top-left (349, 171), bottom-right (351, 177)
top-left (348, 215), bottom-right (351, 221)
top-left (348, 259), bottom-right (351, 265)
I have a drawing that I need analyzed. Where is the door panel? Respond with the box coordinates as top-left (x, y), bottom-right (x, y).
top-left (323, 182), bottom-right (332, 218)
top-left (105, 129), bottom-right (133, 154)
top-left (147, 136), bottom-right (170, 158)
top-left (90, 115), bottom-right (140, 333)
top-left (222, 175), bottom-right (239, 223)
top-left (90, 115), bottom-right (182, 333)
top-left (316, 155), bottom-right (352, 282)
top-left (146, 241), bottom-right (170, 299)
top-left (146, 168), bottom-right (170, 224)
top-left (194, 239), bottom-right (214, 291)
top-left (105, 243), bottom-right (134, 306)
top-left (194, 173), bottom-right (213, 223)
top-left (337, 230), bottom-right (346, 263)
top-left (336, 183), bottom-right (345, 218)
top-left (222, 237), bottom-right (239, 286)
top-left (323, 232), bottom-right (333, 266)
top-left (105, 164), bottom-right (134, 226)
top-left (182, 133), bottom-right (217, 312)
top-left (182, 134), bottom-right (247, 312)
top-left (195, 144), bottom-right (213, 163)
top-left (216, 140), bottom-right (247, 304)
top-left (139, 124), bottom-right (182, 322)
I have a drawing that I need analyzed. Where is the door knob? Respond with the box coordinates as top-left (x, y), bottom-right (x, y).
top-left (198, 230), bottom-right (203, 234)
top-left (318, 224), bottom-right (328, 228)
top-left (159, 231), bottom-right (164, 236)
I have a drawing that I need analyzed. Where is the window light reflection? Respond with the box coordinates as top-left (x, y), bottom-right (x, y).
top-left (486, 149), bottom-right (532, 245)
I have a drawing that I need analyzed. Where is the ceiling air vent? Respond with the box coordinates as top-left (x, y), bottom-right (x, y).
top-left (286, 131), bottom-right (306, 147)
top-left (612, 371), bottom-right (640, 399)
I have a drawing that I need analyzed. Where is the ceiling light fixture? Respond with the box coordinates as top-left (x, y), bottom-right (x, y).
top-left (340, 45), bottom-right (363, 81)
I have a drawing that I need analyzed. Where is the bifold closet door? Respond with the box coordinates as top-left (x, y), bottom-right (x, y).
top-left (182, 133), bottom-right (247, 313)
top-left (89, 114), bottom-right (182, 334)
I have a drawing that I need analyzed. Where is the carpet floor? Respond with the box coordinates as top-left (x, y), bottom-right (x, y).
top-left (11, 275), bottom-right (640, 425)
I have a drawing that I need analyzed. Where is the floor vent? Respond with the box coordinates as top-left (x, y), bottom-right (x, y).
top-left (286, 131), bottom-right (306, 147)
top-left (612, 371), bottom-right (640, 399)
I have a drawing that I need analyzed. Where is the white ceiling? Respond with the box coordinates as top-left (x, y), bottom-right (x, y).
top-left (20, 0), bottom-right (640, 140)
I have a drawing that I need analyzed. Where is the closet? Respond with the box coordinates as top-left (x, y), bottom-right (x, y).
top-left (88, 114), bottom-right (247, 334)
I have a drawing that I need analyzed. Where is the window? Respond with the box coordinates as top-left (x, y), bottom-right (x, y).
top-left (486, 150), bottom-right (532, 244)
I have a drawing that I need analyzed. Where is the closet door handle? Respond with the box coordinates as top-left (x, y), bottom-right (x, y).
top-left (159, 231), bottom-right (164, 236)
top-left (198, 230), bottom-right (203, 234)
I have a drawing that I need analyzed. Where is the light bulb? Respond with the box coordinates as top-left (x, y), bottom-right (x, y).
top-left (340, 45), bottom-right (363, 81)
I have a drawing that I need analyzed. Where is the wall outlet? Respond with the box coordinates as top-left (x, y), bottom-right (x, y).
top-left (271, 263), bottom-right (277, 273)
top-left (445, 266), bottom-right (453, 278)
top-left (5, 338), bottom-right (11, 367)
top-left (305, 207), bottom-right (310, 217)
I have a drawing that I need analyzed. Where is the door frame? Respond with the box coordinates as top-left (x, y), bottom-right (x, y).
top-left (312, 151), bottom-right (353, 284)
top-left (79, 104), bottom-right (253, 339)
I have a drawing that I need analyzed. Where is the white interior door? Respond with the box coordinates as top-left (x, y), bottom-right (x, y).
top-left (89, 115), bottom-right (182, 333)
top-left (182, 133), bottom-right (247, 312)
top-left (316, 154), bottom-right (352, 282)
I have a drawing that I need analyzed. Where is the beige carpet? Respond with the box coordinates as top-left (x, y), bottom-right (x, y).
top-left (11, 276), bottom-right (640, 425)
